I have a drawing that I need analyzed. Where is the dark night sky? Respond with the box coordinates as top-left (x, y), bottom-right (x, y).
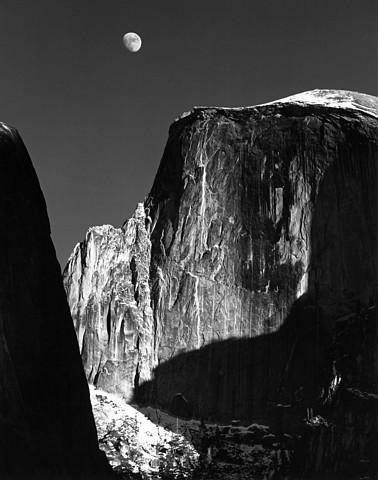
top-left (0, 0), bottom-right (376, 266)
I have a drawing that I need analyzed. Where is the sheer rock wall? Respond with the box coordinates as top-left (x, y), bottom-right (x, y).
top-left (63, 91), bottom-right (377, 424)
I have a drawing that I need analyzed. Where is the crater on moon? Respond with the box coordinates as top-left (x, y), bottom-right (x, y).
top-left (123, 32), bottom-right (142, 53)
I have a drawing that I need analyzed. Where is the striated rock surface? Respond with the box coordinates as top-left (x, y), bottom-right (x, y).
top-left (64, 203), bottom-right (154, 400)
top-left (0, 123), bottom-right (111, 479)
top-left (64, 90), bottom-right (377, 476)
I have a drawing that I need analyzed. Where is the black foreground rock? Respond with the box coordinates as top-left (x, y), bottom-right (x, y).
top-left (0, 123), bottom-right (112, 479)
top-left (64, 90), bottom-right (378, 479)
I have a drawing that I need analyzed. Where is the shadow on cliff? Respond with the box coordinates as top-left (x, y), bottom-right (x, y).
top-left (133, 118), bottom-right (377, 478)
top-left (134, 293), bottom-right (333, 426)
top-left (134, 117), bottom-right (376, 429)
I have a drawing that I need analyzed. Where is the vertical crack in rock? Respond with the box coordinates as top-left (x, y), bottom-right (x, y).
top-left (106, 302), bottom-right (111, 344)
top-left (130, 255), bottom-right (139, 303)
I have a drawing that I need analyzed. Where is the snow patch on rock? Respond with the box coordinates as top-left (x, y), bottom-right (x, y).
top-left (175, 89), bottom-right (378, 121)
top-left (259, 89), bottom-right (378, 118)
top-left (90, 386), bottom-right (199, 479)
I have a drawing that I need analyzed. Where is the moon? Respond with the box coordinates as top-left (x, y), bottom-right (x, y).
top-left (123, 32), bottom-right (142, 53)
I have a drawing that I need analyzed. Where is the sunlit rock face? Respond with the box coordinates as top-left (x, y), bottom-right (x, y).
top-left (64, 203), bottom-right (154, 400)
top-left (148, 108), bottom-right (315, 354)
top-left (64, 90), bottom-right (377, 425)
top-left (0, 123), bottom-right (110, 479)
top-left (143, 90), bottom-right (377, 419)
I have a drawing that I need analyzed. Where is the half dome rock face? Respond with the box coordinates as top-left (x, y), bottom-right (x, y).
top-left (0, 124), bottom-right (110, 479)
top-left (63, 90), bottom-right (377, 425)
top-left (142, 90), bottom-right (377, 419)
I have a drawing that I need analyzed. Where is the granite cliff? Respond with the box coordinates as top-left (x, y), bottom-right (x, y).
top-left (64, 90), bottom-right (377, 476)
top-left (64, 204), bottom-right (154, 400)
top-left (0, 123), bottom-right (111, 479)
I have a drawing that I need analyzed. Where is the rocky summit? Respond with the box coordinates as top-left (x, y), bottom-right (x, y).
top-left (64, 204), bottom-right (154, 401)
top-left (64, 90), bottom-right (377, 478)
top-left (0, 123), bottom-right (111, 479)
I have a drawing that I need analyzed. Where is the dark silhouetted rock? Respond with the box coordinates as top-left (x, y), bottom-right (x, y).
top-left (0, 123), bottom-right (111, 479)
top-left (170, 393), bottom-right (192, 418)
